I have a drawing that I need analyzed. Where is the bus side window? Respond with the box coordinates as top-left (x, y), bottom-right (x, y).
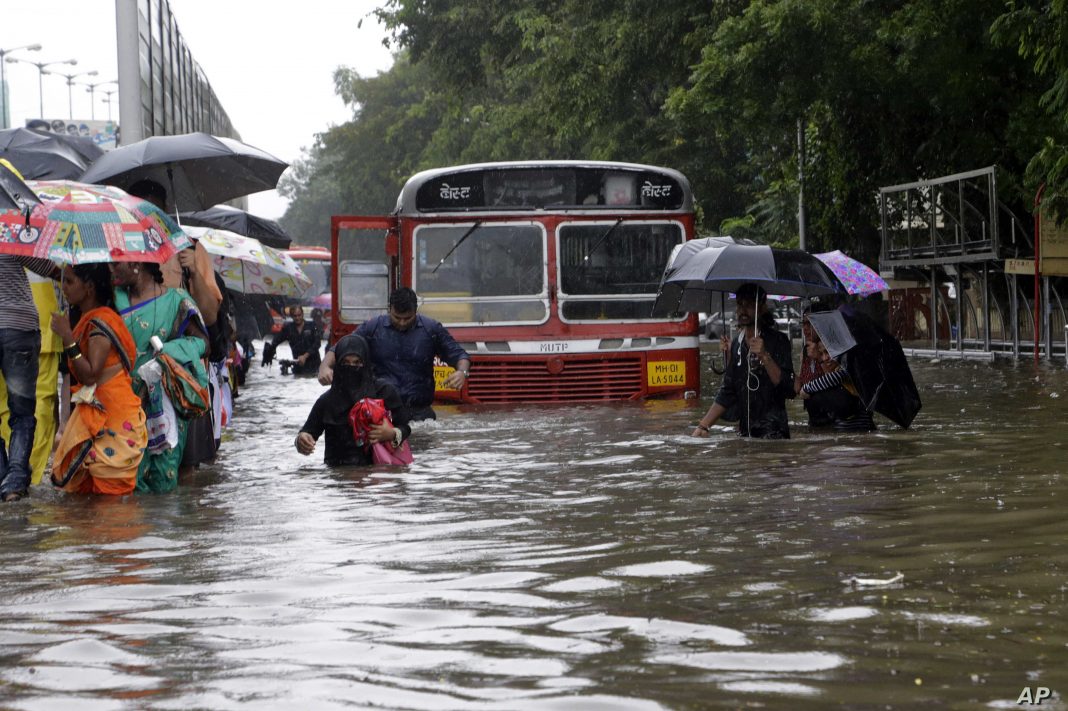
top-left (339, 261), bottom-right (389, 323)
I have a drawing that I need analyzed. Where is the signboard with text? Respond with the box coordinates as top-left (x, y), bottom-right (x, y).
top-left (1039, 208), bottom-right (1068, 276)
top-left (1004, 258), bottom-right (1035, 275)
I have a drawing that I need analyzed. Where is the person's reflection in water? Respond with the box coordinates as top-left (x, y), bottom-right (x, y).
top-left (34, 497), bottom-right (153, 586)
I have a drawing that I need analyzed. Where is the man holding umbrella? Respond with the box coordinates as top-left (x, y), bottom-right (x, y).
top-left (692, 284), bottom-right (796, 439)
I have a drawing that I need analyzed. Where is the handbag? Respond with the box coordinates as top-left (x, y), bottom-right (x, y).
top-left (157, 352), bottom-right (211, 419)
top-left (371, 440), bottom-right (414, 466)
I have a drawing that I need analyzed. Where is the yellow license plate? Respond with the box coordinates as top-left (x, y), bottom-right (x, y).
top-left (647, 360), bottom-right (686, 387)
top-left (434, 365), bottom-right (457, 391)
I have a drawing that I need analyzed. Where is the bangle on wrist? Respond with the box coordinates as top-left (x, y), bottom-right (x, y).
top-left (696, 424), bottom-right (710, 432)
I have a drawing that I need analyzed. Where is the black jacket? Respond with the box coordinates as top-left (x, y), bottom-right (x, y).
top-left (301, 380), bottom-right (411, 466)
top-left (263, 319), bottom-right (321, 372)
top-left (713, 326), bottom-right (795, 439)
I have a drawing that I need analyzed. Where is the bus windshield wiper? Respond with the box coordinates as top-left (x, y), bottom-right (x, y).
top-left (433, 221), bottom-right (483, 273)
top-left (581, 218), bottom-right (624, 266)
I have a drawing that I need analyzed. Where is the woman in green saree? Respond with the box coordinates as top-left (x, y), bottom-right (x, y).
top-left (112, 261), bottom-right (209, 493)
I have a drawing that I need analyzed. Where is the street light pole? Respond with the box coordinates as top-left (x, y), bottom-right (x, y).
top-left (77, 79), bottom-right (116, 121)
top-left (5, 56), bottom-right (77, 119)
top-left (47, 69), bottom-right (99, 119)
top-left (0, 43), bottom-right (43, 129)
top-left (100, 89), bottom-right (117, 122)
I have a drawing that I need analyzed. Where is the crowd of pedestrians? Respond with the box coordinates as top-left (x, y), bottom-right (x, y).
top-left (0, 247), bottom-right (891, 498)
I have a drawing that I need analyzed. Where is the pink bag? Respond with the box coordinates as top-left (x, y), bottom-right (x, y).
top-left (371, 440), bottom-right (414, 466)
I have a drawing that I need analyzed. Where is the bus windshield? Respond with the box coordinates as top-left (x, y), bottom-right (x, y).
top-left (414, 221), bottom-right (547, 325)
top-left (558, 220), bottom-right (684, 321)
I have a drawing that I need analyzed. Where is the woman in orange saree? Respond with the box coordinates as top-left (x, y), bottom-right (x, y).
top-left (50, 264), bottom-right (148, 495)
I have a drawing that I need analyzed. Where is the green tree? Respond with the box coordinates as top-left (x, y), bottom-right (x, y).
top-left (993, 1), bottom-right (1068, 217)
top-left (285, 0), bottom-right (1053, 264)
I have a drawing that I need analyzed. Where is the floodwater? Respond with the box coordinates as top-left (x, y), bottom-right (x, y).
top-left (1, 342), bottom-right (1067, 710)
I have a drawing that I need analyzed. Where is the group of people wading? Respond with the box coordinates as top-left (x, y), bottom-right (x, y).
top-left (692, 283), bottom-right (878, 440)
top-left (0, 255), bottom-right (219, 499)
top-left (0, 180), bottom-right (238, 500)
top-left (0, 266), bottom-right (885, 501)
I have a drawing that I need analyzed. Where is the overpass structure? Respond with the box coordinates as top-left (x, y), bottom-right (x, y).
top-left (879, 166), bottom-right (1068, 363)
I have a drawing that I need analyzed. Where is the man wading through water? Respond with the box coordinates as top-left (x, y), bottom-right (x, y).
top-left (691, 283), bottom-right (795, 439)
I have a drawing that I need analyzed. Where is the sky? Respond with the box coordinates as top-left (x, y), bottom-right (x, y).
top-left (1, 0), bottom-right (395, 222)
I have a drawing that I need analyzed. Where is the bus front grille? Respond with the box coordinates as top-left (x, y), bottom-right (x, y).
top-left (465, 356), bottom-right (644, 403)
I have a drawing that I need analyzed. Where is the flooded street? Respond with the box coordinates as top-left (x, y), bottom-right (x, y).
top-left (2, 343), bottom-right (1067, 709)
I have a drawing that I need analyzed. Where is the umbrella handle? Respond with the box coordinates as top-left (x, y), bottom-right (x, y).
top-left (710, 348), bottom-right (725, 375)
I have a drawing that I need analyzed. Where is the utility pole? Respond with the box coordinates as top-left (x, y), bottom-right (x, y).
top-left (797, 118), bottom-right (807, 252)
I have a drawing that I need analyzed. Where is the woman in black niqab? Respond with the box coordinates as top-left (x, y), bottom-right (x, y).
top-left (295, 334), bottom-right (411, 466)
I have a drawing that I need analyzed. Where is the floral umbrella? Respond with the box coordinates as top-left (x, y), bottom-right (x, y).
top-left (0, 180), bottom-right (190, 264)
top-left (814, 250), bottom-right (888, 296)
top-left (184, 226), bottom-right (312, 297)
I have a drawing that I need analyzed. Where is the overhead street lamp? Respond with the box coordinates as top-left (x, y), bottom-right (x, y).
top-left (4, 55), bottom-right (77, 119)
top-left (77, 78), bottom-right (116, 120)
top-left (46, 68), bottom-right (99, 119)
top-left (0, 43), bottom-right (42, 130)
top-left (100, 88), bottom-right (118, 122)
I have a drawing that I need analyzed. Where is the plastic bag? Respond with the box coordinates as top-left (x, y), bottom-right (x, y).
top-left (138, 360), bottom-right (178, 453)
top-left (349, 397), bottom-right (413, 466)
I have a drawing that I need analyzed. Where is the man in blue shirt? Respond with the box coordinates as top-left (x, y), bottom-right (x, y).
top-left (318, 288), bottom-right (471, 421)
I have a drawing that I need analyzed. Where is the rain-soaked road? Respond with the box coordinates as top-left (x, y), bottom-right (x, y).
top-left (1, 342), bottom-right (1067, 709)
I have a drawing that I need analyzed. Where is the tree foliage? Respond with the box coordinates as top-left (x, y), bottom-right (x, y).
top-left (282, 0), bottom-right (1068, 258)
top-left (993, 0), bottom-right (1068, 218)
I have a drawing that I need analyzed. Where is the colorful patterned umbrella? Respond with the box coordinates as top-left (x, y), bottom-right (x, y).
top-left (814, 250), bottom-right (888, 296)
top-left (185, 226), bottom-right (312, 297)
top-left (0, 180), bottom-right (190, 264)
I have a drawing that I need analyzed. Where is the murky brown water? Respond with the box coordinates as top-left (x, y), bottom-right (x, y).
top-left (1, 341), bottom-right (1067, 709)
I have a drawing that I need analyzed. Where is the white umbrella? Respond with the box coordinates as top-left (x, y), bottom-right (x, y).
top-left (184, 226), bottom-right (312, 297)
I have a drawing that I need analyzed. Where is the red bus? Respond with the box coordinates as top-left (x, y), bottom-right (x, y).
top-left (330, 160), bottom-right (700, 403)
top-left (287, 245), bottom-right (332, 302)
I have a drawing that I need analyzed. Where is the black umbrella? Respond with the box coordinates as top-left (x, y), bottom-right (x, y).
top-left (807, 307), bottom-right (922, 428)
top-left (0, 127), bottom-right (94, 180)
top-left (178, 204), bottom-right (292, 249)
top-left (652, 239), bottom-right (845, 316)
top-left (0, 161), bottom-right (41, 212)
top-left (17, 127), bottom-right (104, 163)
top-left (79, 132), bottom-right (289, 211)
top-left (48, 131), bottom-right (105, 163)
